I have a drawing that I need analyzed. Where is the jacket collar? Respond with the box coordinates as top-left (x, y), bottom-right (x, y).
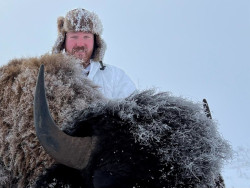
top-left (88, 60), bottom-right (101, 80)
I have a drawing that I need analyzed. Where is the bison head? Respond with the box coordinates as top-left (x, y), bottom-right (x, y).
top-left (34, 65), bottom-right (231, 188)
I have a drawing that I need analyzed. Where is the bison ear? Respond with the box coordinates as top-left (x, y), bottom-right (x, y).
top-left (203, 99), bottom-right (212, 119)
top-left (33, 64), bottom-right (97, 170)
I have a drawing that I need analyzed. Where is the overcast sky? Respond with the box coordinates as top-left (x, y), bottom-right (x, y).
top-left (0, 0), bottom-right (249, 187)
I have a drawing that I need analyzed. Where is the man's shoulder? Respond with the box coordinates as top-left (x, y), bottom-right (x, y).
top-left (106, 63), bottom-right (127, 73)
top-left (92, 61), bottom-right (125, 74)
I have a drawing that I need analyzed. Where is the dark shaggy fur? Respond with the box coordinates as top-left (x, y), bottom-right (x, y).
top-left (36, 91), bottom-right (231, 188)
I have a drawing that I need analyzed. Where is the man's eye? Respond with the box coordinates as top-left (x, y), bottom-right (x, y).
top-left (70, 36), bottom-right (78, 39)
top-left (84, 36), bottom-right (90, 39)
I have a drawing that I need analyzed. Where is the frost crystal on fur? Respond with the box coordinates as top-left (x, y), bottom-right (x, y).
top-left (0, 54), bottom-right (105, 187)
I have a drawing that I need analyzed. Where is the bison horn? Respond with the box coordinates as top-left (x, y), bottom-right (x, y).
top-left (33, 64), bottom-right (95, 170)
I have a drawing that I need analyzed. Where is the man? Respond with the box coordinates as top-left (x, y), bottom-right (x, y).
top-left (52, 8), bottom-right (136, 99)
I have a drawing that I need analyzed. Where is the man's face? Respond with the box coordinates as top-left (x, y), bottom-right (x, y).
top-left (65, 32), bottom-right (94, 68)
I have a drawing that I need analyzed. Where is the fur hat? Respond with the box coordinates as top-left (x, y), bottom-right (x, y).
top-left (52, 8), bottom-right (107, 62)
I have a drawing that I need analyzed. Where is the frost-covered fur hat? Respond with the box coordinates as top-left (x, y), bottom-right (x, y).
top-left (52, 8), bottom-right (106, 62)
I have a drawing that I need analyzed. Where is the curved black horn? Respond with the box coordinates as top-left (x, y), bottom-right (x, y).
top-left (33, 64), bottom-right (95, 170)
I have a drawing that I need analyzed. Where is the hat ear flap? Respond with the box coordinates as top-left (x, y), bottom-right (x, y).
top-left (57, 16), bottom-right (65, 33)
top-left (52, 17), bottom-right (66, 54)
top-left (92, 35), bottom-right (106, 62)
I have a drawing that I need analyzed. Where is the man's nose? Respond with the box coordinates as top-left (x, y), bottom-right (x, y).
top-left (76, 38), bottom-right (85, 46)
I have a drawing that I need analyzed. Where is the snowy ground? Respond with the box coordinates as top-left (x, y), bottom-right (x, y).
top-left (222, 146), bottom-right (250, 188)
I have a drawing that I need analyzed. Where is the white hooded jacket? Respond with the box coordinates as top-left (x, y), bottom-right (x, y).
top-left (86, 61), bottom-right (137, 99)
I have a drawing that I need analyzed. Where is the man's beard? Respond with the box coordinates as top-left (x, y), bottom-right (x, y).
top-left (72, 46), bottom-right (87, 59)
top-left (71, 46), bottom-right (91, 67)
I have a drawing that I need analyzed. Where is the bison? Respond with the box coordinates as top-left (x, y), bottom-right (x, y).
top-left (0, 54), bottom-right (231, 187)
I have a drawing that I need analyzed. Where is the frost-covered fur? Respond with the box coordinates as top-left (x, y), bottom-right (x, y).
top-left (123, 91), bottom-right (231, 186)
top-left (52, 8), bottom-right (106, 62)
top-left (58, 90), bottom-right (231, 187)
top-left (121, 91), bottom-right (230, 184)
top-left (0, 54), bottom-right (105, 187)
